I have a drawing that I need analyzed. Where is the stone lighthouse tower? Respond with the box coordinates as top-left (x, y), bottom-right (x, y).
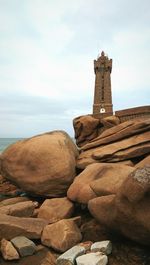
top-left (93, 51), bottom-right (113, 118)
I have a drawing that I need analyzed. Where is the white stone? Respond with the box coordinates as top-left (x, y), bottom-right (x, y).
top-left (91, 240), bottom-right (112, 255)
top-left (57, 245), bottom-right (86, 265)
top-left (76, 252), bottom-right (108, 265)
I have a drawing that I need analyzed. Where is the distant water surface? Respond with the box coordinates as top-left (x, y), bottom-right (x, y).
top-left (0, 138), bottom-right (24, 153)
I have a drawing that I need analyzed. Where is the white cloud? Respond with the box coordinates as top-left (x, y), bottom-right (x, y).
top-left (0, 0), bottom-right (149, 137)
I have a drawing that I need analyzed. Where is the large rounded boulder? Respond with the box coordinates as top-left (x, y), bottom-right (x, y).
top-left (0, 131), bottom-right (79, 197)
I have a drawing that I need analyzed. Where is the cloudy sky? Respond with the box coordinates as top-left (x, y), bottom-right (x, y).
top-left (0, 0), bottom-right (149, 137)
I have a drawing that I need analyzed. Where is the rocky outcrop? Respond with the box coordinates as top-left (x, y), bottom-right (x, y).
top-left (67, 163), bottom-right (134, 204)
top-left (77, 119), bottom-right (150, 169)
top-left (38, 197), bottom-right (74, 223)
top-left (73, 115), bottom-right (120, 147)
top-left (88, 166), bottom-right (150, 245)
top-left (0, 131), bottom-right (78, 197)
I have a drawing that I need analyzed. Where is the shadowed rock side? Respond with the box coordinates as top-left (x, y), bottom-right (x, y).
top-left (76, 119), bottom-right (150, 169)
top-left (88, 166), bottom-right (150, 245)
top-left (67, 163), bottom-right (134, 204)
top-left (0, 174), bottom-right (22, 196)
top-left (0, 131), bottom-right (79, 197)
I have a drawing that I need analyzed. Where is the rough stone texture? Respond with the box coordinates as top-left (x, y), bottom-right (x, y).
top-left (113, 160), bottom-right (134, 166)
top-left (88, 195), bottom-right (116, 228)
top-left (0, 131), bottom-right (78, 197)
top-left (80, 219), bottom-right (110, 243)
top-left (77, 119), bottom-right (150, 168)
top-left (40, 251), bottom-right (57, 265)
top-left (81, 119), bottom-right (150, 151)
top-left (108, 238), bottom-right (150, 265)
top-left (135, 155), bottom-right (150, 168)
top-left (0, 197), bottom-right (29, 207)
top-left (38, 197), bottom-right (74, 223)
top-left (101, 116), bottom-right (120, 128)
top-left (11, 236), bottom-right (36, 257)
top-left (91, 241), bottom-right (112, 255)
top-left (0, 174), bottom-right (21, 196)
top-left (92, 131), bottom-right (150, 161)
top-left (78, 241), bottom-right (93, 251)
top-left (73, 115), bottom-right (120, 148)
top-left (76, 252), bottom-right (108, 265)
top-left (57, 245), bottom-right (86, 265)
top-left (0, 214), bottom-right (48, 240)
top-left (73, 115), bottom-right (100, 147)
top-left (1, 238), bottom-right (19, 260)
top-left (41, 219), bottom-right (82, 252)
top-left (69, 216), bottom-right (82, 227)
top-left (67, 163), bottom-right (134, 204)
top-left (0, 201), bottom-right (36, 217)
top-left (88, 166), bottom-right (150, 246)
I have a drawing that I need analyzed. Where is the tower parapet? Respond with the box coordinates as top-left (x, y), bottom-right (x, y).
top-left (93, 51), bottom-right (113, 118)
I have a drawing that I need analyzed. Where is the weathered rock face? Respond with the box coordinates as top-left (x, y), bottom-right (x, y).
top-left (73, 115), bottom-right (120, 147)
top-left (0, 238), bottom-right (19, 260)
top-left (0, 201), bottom-right (36, 217)
top-left (41, 219), bottom-right (82, 252)
top-left (67, 163), bottom-right (134, 204)
top-left (0, 131), bottom-right (78, 197)
top-left (0, 174), bottom-right (21, 196)
top-left (88, 166), bottom-right (150, 246)
top-left (73, 115), bottom-right (100, 147)
top-left (80, 219), bottom-right (110, 243)
top-left (77, 119), bottom-right (150, 169)
top-left (0, 214), bottom-right (48, 240)
top-left (0, 197), bottom-right (30, 207)
top-left (38, 197), bottom-right (74, 223)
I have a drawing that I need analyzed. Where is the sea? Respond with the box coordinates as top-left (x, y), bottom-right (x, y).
top-left (0, 138), bottom-right (24, 153)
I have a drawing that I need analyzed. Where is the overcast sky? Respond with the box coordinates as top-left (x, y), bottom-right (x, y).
top-left (0, 0), bottom-right (149, 137)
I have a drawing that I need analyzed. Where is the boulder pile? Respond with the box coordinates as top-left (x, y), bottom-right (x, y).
top-left (0, 122), bottom-right (149, 264)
